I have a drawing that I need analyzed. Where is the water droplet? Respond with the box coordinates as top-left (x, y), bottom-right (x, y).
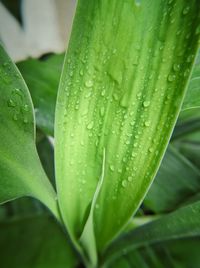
top-left (13, 114), bottom-right (18, 121)
top-left (182, 6), bottom-right (190, 15)
top-left (167, 74), bottom-right (176, 82)
top-left (128, 176), bottom-right (133, 182)
top-left (101, 89), bottom-right (106, 96)
top-left (143, 100), bottom-right (150, 107)
top-left (7, 99), bottom-right (15, 107)
top-left (148, 147), bottom-right (153, 153)
top-left (79, 70), bottom-right (84, 76)
top-left (144, 121), bottom-right (150, 127)
top-left (184, 69), bottom-right (190, 77)
top-left (87, 121), bottom-right (94, 130)
top-left (173, 63), bottom-right (180, 72)
top-left (122, 180), bottom-right (127, 188)
top-left (110, 165), bottom-right (115, 171)
top-left (85, 80), bottom-right (93, 88)
top-left (125, 140), bottom-right (130, 145)
top-left (23, 104), bottom-right (29, 112)
top-left (118, 168), bottom-right (122, 173)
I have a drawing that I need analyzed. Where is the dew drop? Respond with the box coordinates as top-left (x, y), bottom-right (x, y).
top-left (87, 121), bottom-right (94, 130)
top-left (23, 104), bottom-right (29, 111)
top-left (133, 142), bottom-right (138, 148)
top-left (13, 114), bottom-right (18, 121)
top-left (110, 165), bottom-right (115, 171)
top-left (85, 80), bottom-right (93, 88)
top-left (148, 147), bottom-right (153, 153)
top-left (23, 117), bottom-right (28, 124)
top-left (184, 69), bottom-right (190, 77)
top-left (128, 176), bottom-right (133, 182)
top-left (144, 121), bottom-right (150, 127)
top-left (79, 70), bottom-right (84, 76)
top-left (167, 74), bottom-right (176, 82)
top-left (7, 99), bottom-right (15, 107)
top-left (143, 100), bottom-right (150, 107)
top-left (182, 6), bottom-right (190, 15)
top-left (122, 180), bottom-right (127, 188)
top-left (173, 63), bottom-right (180, 72)
top-left (187, 55), bottom-right (194, 63)
top-left (101, 89), bottom-right (106, 96)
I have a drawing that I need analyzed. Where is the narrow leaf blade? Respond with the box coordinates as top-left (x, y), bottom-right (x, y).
top-left (55, 0), bottom-right (200, 254)
top-left (104, 200), bottom-right (200, 265)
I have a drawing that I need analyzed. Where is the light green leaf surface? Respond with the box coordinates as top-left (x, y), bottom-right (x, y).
top-left (17, 54), bottom-right (64, 136)
top-left (15, 46), bottom-right (198, 138)
top-left (0, 215), bottom-right (79, 268)
top-left (144, 145), bottom-right (200, 212)
top-left (103, 200), bottom-right (200, 266)
top-left (55, 0), bottom-right (200, 260)
top-left (0, 44), bottom-right (59, 219)
top-left (182, 49), bottom-right (200, 110)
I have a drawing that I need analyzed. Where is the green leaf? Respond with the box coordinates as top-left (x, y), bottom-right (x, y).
top-left (0, 44), bottom-right (59, 219)
top-left (182, 49), bottom-right (200, 111)
top-left (109, 239), bottom-right (200, 268)
top-left (172, 108), bottom-right (200, 139)
top-left (103, 200), bottom-right (200, 266)
top-left (17, 54), bottom-right (64, 136)
top-left (0, 215), bottom-right (79, 268)
top-left (144, 145), bottom-right (200, 213)
top-left (55, 0), bottom-right (200, 257)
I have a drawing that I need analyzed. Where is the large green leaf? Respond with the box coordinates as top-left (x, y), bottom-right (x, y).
top-left (144, 145), bottom-right (200, 213)
top-left (103, 200), bottom-right (200, 266)
top-left (55, 0), bottom-right (200, 261)
top-left (17, 54), bottom-right (64, 136)
top-left (0, 44), bottom-right (59, 219)
top-left (0, 215), bottom-right (79, 268)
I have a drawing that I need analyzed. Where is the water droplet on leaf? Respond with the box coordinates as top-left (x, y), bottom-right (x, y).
top-left (143, 100), bottom-right (150, 107)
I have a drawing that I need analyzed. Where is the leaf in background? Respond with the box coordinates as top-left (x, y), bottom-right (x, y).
top-left (103, 200), bottom-right (200, 266)
top-left (36, 134), bottom-right (56, 188)
top-left (0, 215), bottom-right (79, 268)
top-left (55, 0), bottom-right (200, 259)
top-left (144, 145), bottom-right (200, 213)
top-left (0, 44), bottom-right (59, 219)
top-left (108, 239), bottom-right (200, 268)
top-left (182, 49), bottom-right (200, 110)
top-left (172, 108), bottom-right (200, 139)
top-left (17, 54), bottom-right (64, 136)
